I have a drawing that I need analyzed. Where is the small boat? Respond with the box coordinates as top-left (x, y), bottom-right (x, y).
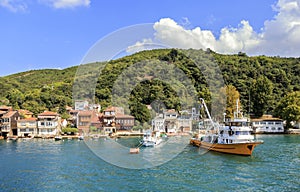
top-left (92, 134), bottom-right (99, 139)
top-left (141, 131), bottom-right (162, 147)
top-left (78, 135), bottom-right (84, 140)
top-left (190, 98), bottom-right (263, 156)
top-left (129, 148), bottom-right (140, 154)
top-left (7, 136), bottom-right (18, 141)
top-left (54, 136), bottom-right (62, 141)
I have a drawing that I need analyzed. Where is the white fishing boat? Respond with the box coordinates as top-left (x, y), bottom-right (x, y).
top-left (141, 131), bottom-right (162, 147)
top-left (190, 98), bottom-right (263, 156)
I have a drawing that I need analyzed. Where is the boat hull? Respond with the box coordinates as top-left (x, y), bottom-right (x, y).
top-left (190, 139), bottom-right (263, 156)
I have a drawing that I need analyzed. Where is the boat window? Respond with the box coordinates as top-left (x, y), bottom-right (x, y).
top-left (236, 131), bottom-right (240, 135)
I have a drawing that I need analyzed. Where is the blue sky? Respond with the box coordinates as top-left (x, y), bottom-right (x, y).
top-left (1, 0), bottom-right (299, 76)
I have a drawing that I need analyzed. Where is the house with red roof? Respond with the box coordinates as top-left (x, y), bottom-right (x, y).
top-left (100, 106), bottom-right (134, 134)
top-left (37, 111), bottom-right (61, 137)
top-left (77, 110), bottom-right (99, 135)
top-left (0, 110), bottom-right (19, 137)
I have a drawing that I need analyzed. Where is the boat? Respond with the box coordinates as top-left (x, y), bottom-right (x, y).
top-left (78, 135), bottom-right (84, 140)
top-left (141, 131), bottom-right (162, 147)
top-left (190, 98), bottom-right (263, 156)
top-left (54, 136), bottom-right (62, 141)
top-left (7, 136), bottom-right (18, 141)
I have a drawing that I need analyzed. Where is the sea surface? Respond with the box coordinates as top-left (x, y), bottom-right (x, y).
top-left (0, 135), bottom-right (299, 192)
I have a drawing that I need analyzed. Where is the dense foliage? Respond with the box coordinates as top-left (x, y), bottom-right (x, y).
top-left (0, 49), bottom-right (299, 127)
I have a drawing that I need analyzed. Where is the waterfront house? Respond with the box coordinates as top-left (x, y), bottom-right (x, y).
top-left (164, 109), bottom-right (178, 133)
top-left (37, 111), bottom-right (61, 137)
top-left (177, 117), bottom-right (192, 133)
top-left (115, 113), bottom-right (135, 130)
top-left (77, 110), bottom-right (98, 135)
top-left (251, 115), bottom-right (284, 133)
top-left (152, 114), bottom-right (165, 132)
top-left (17, 118), bottom-right (37, 137)
top-left (0, 110), bottom-right (19, 137)
top-left (100, 106), bottom-right (134, 134)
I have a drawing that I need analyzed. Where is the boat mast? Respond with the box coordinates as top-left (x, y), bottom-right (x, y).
top-left (199, 98), bottom-right (218, 132)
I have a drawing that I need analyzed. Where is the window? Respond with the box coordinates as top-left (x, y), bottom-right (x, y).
top-left (29, 122), bottom-right (36, 126)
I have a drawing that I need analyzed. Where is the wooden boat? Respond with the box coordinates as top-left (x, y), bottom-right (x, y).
top-left (129, 148), bottom-right (140, 154)
top-left (190, 98), bottom-right (263, 156)
top-left (190, 139), bottom-right (263, 156)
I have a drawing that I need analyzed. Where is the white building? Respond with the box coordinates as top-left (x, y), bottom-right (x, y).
top-left (17, 118), bottom-right (37, 137)
top-left (74, 100), bottom-right (89, 111)
top-left (252, 115), bottom-right (284, 133)
top-left (164, 109), bottom-right (178, 133)
top-left (152, 114), bottom-right (165, 132)
top-left (37, 111), bottom-right (61, 136)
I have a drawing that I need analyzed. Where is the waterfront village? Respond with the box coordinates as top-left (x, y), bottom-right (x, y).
top-left (0, 100), bottom-right (299, 140)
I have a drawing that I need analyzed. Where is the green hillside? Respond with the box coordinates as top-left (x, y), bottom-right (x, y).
top-left (0, 49), bottom-right (299, 125)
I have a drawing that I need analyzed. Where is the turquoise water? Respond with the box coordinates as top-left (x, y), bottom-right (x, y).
top-left (0, 135), bottom-right (299, 192)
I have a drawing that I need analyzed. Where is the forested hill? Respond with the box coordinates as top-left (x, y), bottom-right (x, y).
top-left (0, 49), bottom-right (299, 124)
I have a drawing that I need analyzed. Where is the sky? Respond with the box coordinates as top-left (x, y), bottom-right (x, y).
top-left (0, 0), bottom-right (300, 76)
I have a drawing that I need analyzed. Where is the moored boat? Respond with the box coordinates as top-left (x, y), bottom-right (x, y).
top-left (54, 136), bottom-right (62, 141)
top-left (190, 98), bottom-right (263, 156)
top-left (141, 131), bottom-right (162, 147)
top-left (78, 135), bottom-right (84, 140)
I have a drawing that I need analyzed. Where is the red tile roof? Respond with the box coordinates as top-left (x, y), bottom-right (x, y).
top-left (78, 110), bottom-right (94, 116)
top-left (38, 111), bottom-right (58, 116)
top-left (3, 111), bottom-right (18, 118)
top-left (18, 118), bottom-right (37, 122)
top-left (115, 113), bottom-right (134, 119)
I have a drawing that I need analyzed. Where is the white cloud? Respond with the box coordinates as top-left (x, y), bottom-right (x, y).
top-left (41, 0), bottom-right (90, 9)
top-left (153, 18), bottom-right (217, 50)
top-left (0, 0), bottom-right (27, 12)
top-left (129, 0), bottom-right (300, 57)
top-left (152, 18), bottom-right (260, 55)
top-left (126, 38), bottom-right (154, 53)
top-left (259, 0), bottom-right (300, 56)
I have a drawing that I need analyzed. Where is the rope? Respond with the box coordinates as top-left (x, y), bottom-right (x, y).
top-left (136, 142), bottom-right (143, 148)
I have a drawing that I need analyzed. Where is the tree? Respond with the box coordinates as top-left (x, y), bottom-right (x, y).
top-left (250, 76), bottom-right (273, 117)
top-left (221, 85), bottom-right (241, 119)
top-left (21, 100), bottom-right (47, 115)
top-left (6, 88), bottom-right (24, 109)
top-left (274, 91), bottom-right (300, 129)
